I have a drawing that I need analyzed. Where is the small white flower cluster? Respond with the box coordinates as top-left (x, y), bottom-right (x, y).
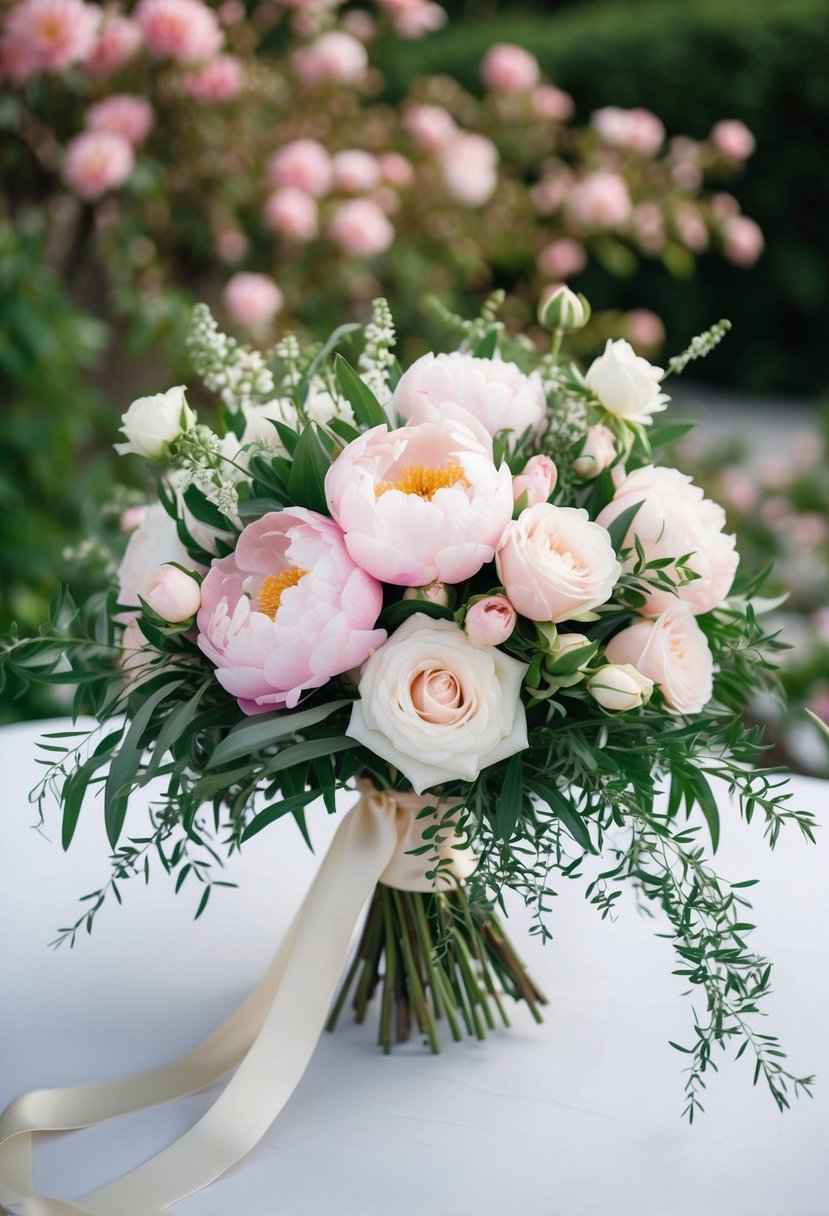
top-left (273, 332), bottom-right (302, 390)
top-left (188, 303), bottom-right (275, 413)
top-left (667, 319), bottom-right (732, 377)
top-left (358, 297), bottom-right (396, 403)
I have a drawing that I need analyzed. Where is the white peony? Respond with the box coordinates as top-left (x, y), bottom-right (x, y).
top-left (584, 339), bottom-right (669, 424)
top-left (604, 602), bottom-right (714, 714)
top-left (348, 614), bottom-right (528, 794)
top-left (115, 385), bottom-right (194, 457)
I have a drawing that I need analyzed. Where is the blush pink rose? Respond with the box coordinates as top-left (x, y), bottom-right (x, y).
top-left (182, 53), bottom-right (243, 101)
top-left (87, 13), bottom-right (142, 75)
top-left (497, 504), bottom-right (621, 624)
top-left (328, 198), bottom-right (394, 256)
top-left (331, 148), bottom-right (381, 194)
top-left (464, 595), bottom-right (516, 647)
top-left (403, 104), bottom-right (457, 153)
top-left (63, 130), bottom-right (134, 199)
top-left (263, 187), bottom-right (319, 240)
top-left (512, 455), bottom-right (557, 507)
top-left (293, 30), bottom-right (368, 86)
top-left (711, 119), bottom-right (755, 161)
top-left (3, 0), bottom-right (99, 75)
top-left (223, 272), bottom-right (283, 330)
top-left (596, 465), bottom-right (739, 616)
top-left (197, 508), bottom-right (386, 714)
top-left (567, 172), bottom-right (632, 230)
top-left (605, 602), bottom-right (714, 715)
top-left (573, 424), bottom-right (616, 481)
top-left (391, 351), bottom-right (547, 441)
top-left (441, 132), bottom-right (498, 206)
top-left (325, 418), bottom-right (514, 587)
top-left (267, 139), bottom-right (332, 198)
top-left (135, 0), bottom-right (222, 62)
top-left (481, 43), bottom-right (539, 93)
top-left (86, 94), bottom-right (154, 146)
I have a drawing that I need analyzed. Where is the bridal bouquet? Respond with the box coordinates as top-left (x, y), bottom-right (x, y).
top-left (0, 288), bottom-right (816, 1214)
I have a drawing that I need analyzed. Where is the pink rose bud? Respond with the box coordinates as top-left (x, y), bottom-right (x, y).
top-left (263, 187), bottom-right (319, 241)
top-left (328, 198), bottom-right (394, 256)
top-left (513, 455), bottom-right (557, 507)
top-left (223, 272), bottom-right (283, 330)
top-left (464, 595), bottom-right (516, 647)
top-left (143, 564), bottom-right (201, 622)
top-left (711, 119), bottom-right (755, 161)
top-left (403, 581), bottom-right (450, 607)
top-left (63, 130), bottom-right (134, 200)
top-left (481, 43), bottom-right (539, 94)
top-left (573, 425), bottom-right (616, 480)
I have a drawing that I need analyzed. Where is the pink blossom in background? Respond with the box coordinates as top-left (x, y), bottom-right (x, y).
top-left (760, 496), bottom-right (789, 529)
top-left (481, 43), bottom-right (539, 94)
top-left (722, 215), bottom-right (764, 267)
top-left (591, 106), bottom-right (665, 156)
top-left (711, 119), bottom-right (756, 161)
top-left (403, 104), bottom-right (457, 153)
top-left (119, 504), bottom-right (149, 533)
top-left (711, 192), bottom-right (741, 221)
top-left (218, 0), bottom-right (244, 25)
top-left (332, 149), bottom-right (381, 194)
top-left (197, 509), bottom-right (387, 714)
top-left (625, 309), bottom-right (665, 352)
top-left (632, 202), bottom-right (665, 254)
top-left (63, 130), bottom-right (134, 199)
top-left (813, 609), bottom-right (829, 646)
top-left (672, 159), bottom-right (702, 191)
top-left (378, 152), bottom-right (413, 188)
top-left (537, 238), bottom-right (587, 280)
top-left (379, 0), bottom-right (445, 38)
top-left (263, 187), bottom-right (319, 241)
top-left (136, 0), bottom-right (222, 62)
top-left (86, 94), bottom-right (154, 146)
top-left (530, 172), bottom-right (572, 215)
top-left (223, 272), bottom-right (284, 329)
top-left (3, 0), bottom-right (99, 77)
top-left (674, 204), bottom-right (709, 253)
top-left (216, 226), bottom-right (248, 261)
top-left (293, 30), bottom-right (368, 86)
top-left (531, 84), bottom-right (574, 122)
top-left (328, 198), bottom-right (394, 256)
top-left (341, 9), bottom-right (376, 41)
top-left (791, 512), bottom-right (828, 550)
top-left (791, 433), bottom-right (823, 465)
top-left (717, 466), bottom-right (759, 514)
top-left (567, 172), bottom-right (632, 229)
top-left (370, 186), bottom-right (401, 216)
top-left (182, 53), bottom-right (243, 101)
top-left (87, 13), bottom-right (142, 75)
top-left (441, 133), bottom-right (498, 207)
top-left (267, 139), bottom-right (332, 197)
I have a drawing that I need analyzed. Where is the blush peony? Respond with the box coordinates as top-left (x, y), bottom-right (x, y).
top-left (197, 509), bottom-right (386, 714)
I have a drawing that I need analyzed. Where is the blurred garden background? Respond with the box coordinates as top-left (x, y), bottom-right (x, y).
top-left (2, 0), bottom-right (828, 773)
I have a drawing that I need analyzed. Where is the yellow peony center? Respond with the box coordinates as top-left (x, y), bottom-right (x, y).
top-left (257, 567), bottom-right (308, 619)
top-left (375, 461), bottom-right (470, 500)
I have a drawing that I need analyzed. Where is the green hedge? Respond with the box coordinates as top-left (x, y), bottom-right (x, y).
top-left (380, 0), bottom-right (829, 396)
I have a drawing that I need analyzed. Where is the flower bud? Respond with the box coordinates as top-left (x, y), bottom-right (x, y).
top-left (546, 630), bottom-right (595, 688)
top-left (403, 581), bottom-right (450, 608)
top-left (587, 663), bottom-right (653, 712)
top-left (538, 286), bottom-right (591, 332)
top-left (464, 595), bottom-right (516, 647)
top-left (143, 564), bottom-right (201, 623)
top-left (512, 454), bottom-right (557, 508)
top-left (573, 424), bottom-right (616, 480)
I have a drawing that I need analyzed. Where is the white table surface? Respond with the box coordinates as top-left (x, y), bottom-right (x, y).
top-left (1, 719), bottom-right (828, 1216)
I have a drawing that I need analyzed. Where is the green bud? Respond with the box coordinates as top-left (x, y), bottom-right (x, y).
top-left (538, 287), bottom-right (592, 333)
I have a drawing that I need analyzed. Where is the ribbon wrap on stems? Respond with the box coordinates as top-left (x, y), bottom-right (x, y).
top-left (0, 785), bottom-right (476, 1216)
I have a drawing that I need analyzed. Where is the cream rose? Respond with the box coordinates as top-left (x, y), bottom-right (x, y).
top-left (584, 340), bottom-right (669, 424)
top-left (115, 385), bottom-right (194, 458)
top-left (347, 614), bottom-right (528, 793)
top-left (496, 503), bottom-right (621, 623)
top-left (587, 664), bottom-right (653, 712)
top-left (604, 603), bottom-right (714, 714)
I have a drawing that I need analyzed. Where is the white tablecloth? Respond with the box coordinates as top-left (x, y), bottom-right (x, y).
top-left (1, 719), bottom-right (828, 1216)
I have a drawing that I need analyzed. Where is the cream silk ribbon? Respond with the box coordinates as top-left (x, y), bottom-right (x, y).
top-left (0, 786), bottom-right (474, 1216)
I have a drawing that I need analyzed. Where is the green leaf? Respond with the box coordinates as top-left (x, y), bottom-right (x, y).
top-left (526, 776), bottom-right (597, 853)
top-left (378, 599), bottom-right (454, 633)
top-left (334, 355), bottom-right (388, 429)
top-left (648, 420), bottom-right (696, 452)
top-left (687, 769), bottom-right (721, 852)
top-left (495, 753), bottom-right (525, 841)
top-left (236, 497), bottom-right (289, 520)
top-left (105, 681), bottom-right (182, 847)
top-left (294, 322), bottom-right (362, 406)
top-left (287, 423), bottom-right (332, 514)
top-left (61, 728), bottom-right (124, 850)
top-left (207, 699), bottom-right (352, 769)
top-left (140, 683), bottom-right (210, 785)
top-left (242, 789), bottom-right (322, 842)
top-left (605, 499), bottom-right (645, 556)
top-left (474, 329), bottom-right (498, 359)
top-left (183, 485), bottom-right (234, 532)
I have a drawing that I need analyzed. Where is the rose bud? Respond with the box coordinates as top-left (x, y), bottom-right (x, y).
top-left (587, 663), bottom-right (653, 712)
top-left (573, 424), bottom-right (616, 480)
top-left (538, 285), bottom-right (591, 333)
top-left (464, 595), bottom-right (516, 647)
top-left (513, 454), bottom-right (557, 508)
top-left (403, 581), bottom-right (451, 608)
top-left (142, 564), bottom-right (202, 622)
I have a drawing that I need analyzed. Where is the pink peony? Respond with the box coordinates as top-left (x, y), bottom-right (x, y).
top-left (86, 94), bottom-right (154, 146)
top-left (267, 139), bottom-right (332, 198)
top-left (135, 0), bottom-right (222, 62)
top-left (403, 104), bottom-right (457, 154)
top-left (722, 215), bottom-right (764, 267)
top-left (711, 119), bottom-right (756, 161)
top-left (537, 238), bottom-right (587, 280)
top-left (328, 198), bottom-right (394, 256)
top-left (591, 106), bottom-right (665, 157)
top-left (63, 130), bottom-right (134, 199)
top-left (331, 148), bottom-right (381, 194)
top-left (567, 172), bottom-right (632, 229)
top-left (263, 187), bottom-right (319, 241)
top-left (3, 0), bottom-right (99, 76)
top-left (531, 85), bottom-right (574, 122)
top-left (197, 508), bottom-right (386, 714)
top-left (392, 351), bottom-right (547, 441)
top-left (293, 30), bottom-right (368, 86)
top-left (605, 603), bottom-right (714, 715)
top-left (441, 132), bottom-right (498, 207)
top-left (325, 418), bottom-right (514, 586)
top-left (182, 53), bottom-right (243, 101)
top-left (481, 43), bottom-right (539, 94)
top-left (87, 13), bottom-right (142, 75)
top-left (223, 272), bottom-right (283, 330)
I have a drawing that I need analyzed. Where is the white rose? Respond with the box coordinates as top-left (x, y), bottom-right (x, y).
top-left (143, 564), bottom-right (202, 623)
top-left (584, 339), bottom-right (669, 424)
top-left (347, 614), bottom-right (528, 794)
top-left (391, 351), bottom-right (547, 441)
top-left (604, 603), bottom-right (714, 714)
top-left (587, 663), bottom-right (653, 712)
top-left (117, 503), bottom-right (192, 610)
top-left (596, 465), bottom-right (738, 616)
top-left (496, 503), bottom-right (621, 623)
top-left (115, 385), bottom-right (194, 457)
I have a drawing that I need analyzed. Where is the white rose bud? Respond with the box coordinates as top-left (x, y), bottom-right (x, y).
top-left (584, 340), bottom-right (669, 424)
top-left (403, 581), bottom-right (451, 608)
top-left (587, 663), bottom-right (653, 712)
top-left (142, 564), bottom-right (201, 623)
top-left (538, 286), bottom-right (592, 332)
top-left (115, 385), bottom-right (195, 458)
top-left (573, 424), bottom-right (616, 480)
